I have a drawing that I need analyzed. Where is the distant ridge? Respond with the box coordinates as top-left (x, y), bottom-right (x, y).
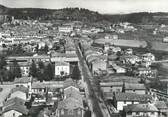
top-left (0, 4), bottom-right (8, 14)
top-left (1, 4), bottom-right (168, 24)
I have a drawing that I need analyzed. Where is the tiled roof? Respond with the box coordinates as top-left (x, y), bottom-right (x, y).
top-left (55, 61), bottom-right (69, 66)
top-left (63, 78), bottom-right (79, 89)
top-left (57, 97), bottom-right (83, 110)
top-left (0, 85), bottom-right (15, 107)
top-left (10, 86), bottom-right (28, 94)
top-left (100, 82), bottom-right (123, 87)
top-left (125, 83), bottom-right (146, 90)
top-left (32, 81), bottom-right (63, 89)
top-left (101, 75), bottom-right (140, 83)
top-left (154, 101), bottom-right (168, 109)
top-left (124, 103), bottom-right (158, 112)
top-left (14, 77), bottom-right (32, 83)
top-left (115, 92), bottom-right (152, 102)
top-left (3, 97), bottom-right (28, 115)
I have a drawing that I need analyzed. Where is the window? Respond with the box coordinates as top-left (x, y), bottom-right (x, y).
top-left (127, 112), bottom-right (132, 115)
top-left (61, 109), bottom-right (64, 115)
top-left (78, 109), bottom-right (81, 115)
top-left (68, 110), bottom-right (73, 115)
top-left (136, 112), bottom-right (140, 115)
top-left (132, 101), bottom-right (134, 104)
top-left (151, 112), bottom-right (155, 115)
top-left (13, 113), bottom-right (15, 117)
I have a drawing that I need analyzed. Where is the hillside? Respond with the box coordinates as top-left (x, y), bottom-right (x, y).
top-left (0, 5), bottom-right (8, 14)
top-left (0, 4), bottom-right (168, 24)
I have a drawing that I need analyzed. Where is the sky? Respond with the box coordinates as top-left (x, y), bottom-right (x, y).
top-left (1, 0), bottom-right (168, 14)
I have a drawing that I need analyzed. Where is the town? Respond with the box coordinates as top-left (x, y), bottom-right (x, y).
top-left (0, 5), bottom-right (168, 117)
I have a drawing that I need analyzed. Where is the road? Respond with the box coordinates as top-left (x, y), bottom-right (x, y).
top-left (75, 41), bottom-right (110, 117)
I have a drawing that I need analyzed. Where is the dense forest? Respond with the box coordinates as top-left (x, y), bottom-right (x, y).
top-left (1, 4), bottom-right (168, 24)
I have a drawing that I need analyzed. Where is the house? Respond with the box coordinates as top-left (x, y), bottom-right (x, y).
top-left (163, 37), bottom-right (168, 43)
top-left (123, 103), bottom-right (159, 117)
top-left (101, 75), bottom-right (140, 84)
top-left (113, 92), bottom-right (153, 111)
top-left (9, 86), bottom-right (29, 101)
top-left (6, 62), bottom-right (31, 77)
top-left (154, 101), bottom-right (168, 117)
top-left (31, 81), bottom-right (63, 94)
top-left (55, 61), bottom-right (70, 76)
top-left (120, 55), bottom-right (140, 65)
top-left (0, 85), bottom-right (15, 115)
top-left (3, 97), bottom-right (28, 117)
top-left (91, 58), bottom-right (107, 75)
top-left (63, 78), bottom-right (79, 90)
top-left (141, 53), bottom-right (155, 62)
top-left (100, 81), bottom-right (123, 93)
top-left (111, 63), bottom-right (126, 73)
top-left (14, 77), bottom-right (32, 91)
top-left (123, 83), bottom-right (146, 94)
top-left (125, 48), bottom-right (133, 55)
top-left (19, 62), bottom-right (31, 77)
top-left (58, 25), bottom-right (73, 33)
top-left (56, 78), bottom-right (83, 117)
top-left (56, 97), bottom-right (84, 117)
top-left (51, 52), bottom-right (66, 62)
top-left (134, 67), bottom-right (157, 78)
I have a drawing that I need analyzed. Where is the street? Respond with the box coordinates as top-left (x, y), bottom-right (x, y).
top-left (75, 41), bottom-right (110, 117)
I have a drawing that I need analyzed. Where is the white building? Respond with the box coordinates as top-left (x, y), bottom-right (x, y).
top-left (58, 25), bottom-right (73, 33)
top-left (55, 61), bottom-right (70, 76)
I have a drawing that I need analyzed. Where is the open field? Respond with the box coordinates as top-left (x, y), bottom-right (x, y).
top-left (151, 41), bottom-right (168, 52)
top-left (94, 38), bottom-right (147, 48)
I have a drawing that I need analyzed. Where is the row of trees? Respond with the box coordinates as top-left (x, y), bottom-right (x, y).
top-left (0, 57), bottom-right (21, 83)
top-left (29, 61), bottom-right (54, 81)
top-left (0, 55), bottom-right (81, 82)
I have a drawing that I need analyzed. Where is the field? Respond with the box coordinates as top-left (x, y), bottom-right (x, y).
top-left (151, 41), bottom-right (168, 52)
top-left (94, 38), bottom-right (147, 48)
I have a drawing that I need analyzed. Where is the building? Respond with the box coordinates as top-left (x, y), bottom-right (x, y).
top-left (91, 59), bottom-right (107, 75)
top-left (58, 25), bottom-right (73, 33)
top-left (56, 97), bottom-right (84, 117)
top-left (123, 83), bottom-right (146, 95)
top-left (9, 86), bottom-right (29, 101)
top-left (154, 101), bottom-right (168, 117)
top-left (100, 81), bottom-right (123, 93)
top-left (113, 93), bottom-right (153, 111)
top-left (3, 97), bottom-right (28, 117)
top-left (123, 103), bottom-right (159, 117)
top-left (55, 61), bottom-right (70, 76)
top-left (163, 37), bottom-right (168, 43)
top-left (6, 62), bottom-right (31, 77)
top-left (141, 53), bottom-right (155, 62)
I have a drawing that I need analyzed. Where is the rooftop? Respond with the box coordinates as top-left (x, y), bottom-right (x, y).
top-left (115, 92), bottom-right (152, 102)
top-left (3, 97), bottom-right (28, 115)
top-left (55, 61), bottom-right (69, 66)
top-left (14, 77), bottom-right (32, 84)
top-left (124, 103), bottom-right (158, 112)
top-left (0, 85), bottom-right (15, 107)
top-left (57, 97), bottom-right (83, 110)
top-left (125, 83), bottom-right (146, 90)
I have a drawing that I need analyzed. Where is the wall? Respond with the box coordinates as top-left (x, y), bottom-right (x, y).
top-left (3, 110), bottom-right (22, 117)
top-left (55, 66), bottom-right (70, 76)
top-left (117, 101), bottom-right (139, 111)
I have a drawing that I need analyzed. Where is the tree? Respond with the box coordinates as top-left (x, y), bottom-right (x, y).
top-left (71, 65), bottom-right (81, 80)
top-left (10, 59), bottom-right (21, 78)
top-left (38, 61), bottom-right (44, 70)
top-left (29, 60), bottom-right (38, 78)
top-left (44, 63), bottom-right (54, 81)
top-left (0, 56), bottom-right (6, 69)
top-left (43, 44), bottom-right (49, 54)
